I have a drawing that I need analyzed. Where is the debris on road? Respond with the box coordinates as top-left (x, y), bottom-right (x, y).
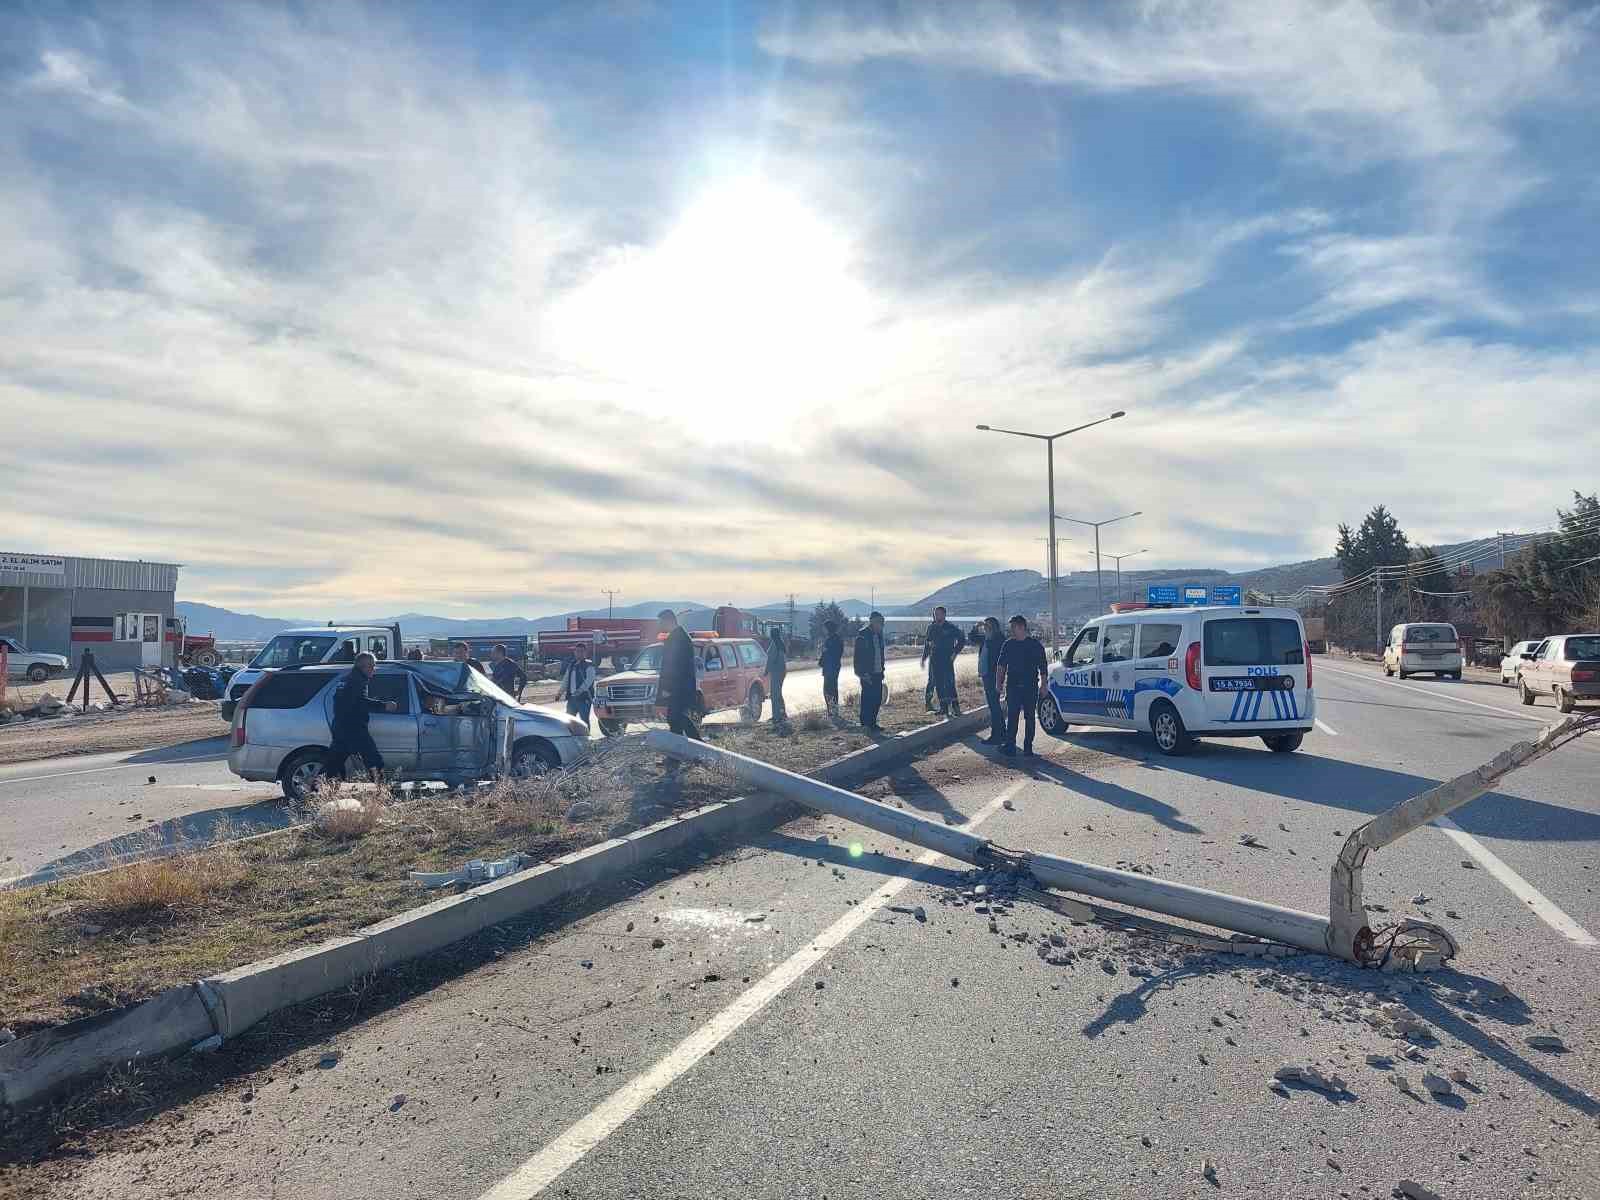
top-left (1273, 1064), bottom-right (1348, 1094)
top-left (317, 1052), bottom-right (340, 1069)
top-left (1525, 1034), bottom-right (1566, 1052)
top-left (1238, 833), bottom-right (1263, 848)
top-left (410, 853), bottom-right (530, 889)
top-left (1201, 1157), bottom-right (1218, 1184)
top-left (1460, 859), bottom-right (1476, 869)
top-left (1420, 1071), bottom-right (1454, 1097)
top-left (1396, 1181), bottom-right (1443, 1200)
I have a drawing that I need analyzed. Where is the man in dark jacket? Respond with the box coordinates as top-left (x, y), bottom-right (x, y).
top-left (489, 643), bottom-right (527, 699)
top-left (654, 609), bottom-right (702, 740)
top-left (977, 616), bottom-right (1006, 745)
top-left (920, 606), bottom-right (966, 716)
top-left (995, 614), bottom-right (1049, 757)
top-left (818, 619), bottom-right (845, 717)
top-left (322, 652), bottom-right (398, 780)
top-left (453, 642), bottom-right (485, 673)
top-left (853, 611), bottom-right (888, 732)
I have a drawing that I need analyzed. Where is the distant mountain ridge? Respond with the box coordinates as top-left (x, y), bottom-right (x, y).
top-left (176, 600), bottom-right (707, 642)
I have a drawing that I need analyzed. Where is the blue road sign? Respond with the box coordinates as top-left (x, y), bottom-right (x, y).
top-left (1147, 584), bottom-right (1180, 605)
top-left (1181, 584), bottom-right (1210, 607)
top-left (1210, 585), bottom-right (1243, 606)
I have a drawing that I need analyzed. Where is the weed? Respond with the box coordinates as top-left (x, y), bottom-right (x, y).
top-left (85, 844), bottom-right (245, 921)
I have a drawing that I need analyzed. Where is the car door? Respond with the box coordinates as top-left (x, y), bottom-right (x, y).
top-left (1095, 623), bottom-right (1139, 727)
top-left (363, 672), bottom-right (420, 770)
top-left (1129, 620), bottom-right (1185, 723)
top-left (1051, 625), bottom-right (1106, 721)
top-left (1533, 638), bottom-right (1562, 695)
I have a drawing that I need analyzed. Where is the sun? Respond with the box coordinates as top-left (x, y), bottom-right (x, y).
top-left (555, 177), bottom-right (871, 428)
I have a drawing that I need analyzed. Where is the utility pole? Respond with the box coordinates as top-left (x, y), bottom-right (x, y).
top-left (1058, 511), bottom-right (1142, 615)
top-left (1498, 531), bottom-right (1507, 569)
top-left (602, 589), bottom-right (621, 619)
top-left (1375, 568), bottom-right (1384, 656)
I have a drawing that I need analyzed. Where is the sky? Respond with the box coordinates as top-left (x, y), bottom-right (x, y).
top-left (3, 1), bottom-right (1598, 618)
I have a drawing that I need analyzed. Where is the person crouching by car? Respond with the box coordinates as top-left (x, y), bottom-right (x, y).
top-left (490, 642), bottom-right (527, 699)
top-left (559, 642), bottom-right (596, 729)
top-left (322, 652), bottom-right (397, 783)
top-left (654, 609), bottom-right (702, 741)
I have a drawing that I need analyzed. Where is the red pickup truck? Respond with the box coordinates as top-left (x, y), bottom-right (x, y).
top-left (537, 607), bottom-right (767, 671)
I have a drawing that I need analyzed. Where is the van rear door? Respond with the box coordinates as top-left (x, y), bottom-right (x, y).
top-left (1200, 614), bottom-right (1309, 727)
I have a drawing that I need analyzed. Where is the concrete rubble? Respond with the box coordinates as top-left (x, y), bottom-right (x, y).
top-left (1273, 1064), bottom-right (1348, 1094)
top-left (410, 854), bottom-right (532, 889)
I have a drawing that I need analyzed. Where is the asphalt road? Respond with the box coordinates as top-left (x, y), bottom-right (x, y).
top-left (37, 657), bottom-right (1599, 1199)
top-left (0, 658), bottom-right (940, 884)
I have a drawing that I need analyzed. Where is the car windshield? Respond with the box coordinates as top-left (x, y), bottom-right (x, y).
top-left (1405, 625), bottom-right (1456, 643)
top-left (631, 645), bottom-right (662, 672)
top-left (250, 634), bottom-right (337, 669)
top-left (1565, 636), bottom-right (1600, 660)
top-left (462, 666), bottom-right (518, 706)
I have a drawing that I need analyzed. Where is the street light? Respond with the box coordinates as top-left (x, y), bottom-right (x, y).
top-left (1102, 549), bottom-right (1149, 604)
top-left (976, 411), bottom-right (1126, 647)
top-left (1057, 511), bottom-right (1141, 613)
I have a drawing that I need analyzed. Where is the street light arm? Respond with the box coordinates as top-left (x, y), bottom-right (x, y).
top-left (974, 424), bottom-right (1049, 440)
top-left (1048, 412), bottom-right (1125, 440)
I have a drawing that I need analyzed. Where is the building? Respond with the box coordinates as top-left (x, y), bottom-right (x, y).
top-left (0, 552), bottom-right (180, 671)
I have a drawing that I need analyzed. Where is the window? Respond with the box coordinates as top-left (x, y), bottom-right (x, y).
top-left (1204, 618), bottom-right (1304, 667)
top-left (1066, 626), bottom-right (1099, 667)
top-left (365, 674), bottom-right (411, 713)
top-left (703, 647), bottom-right (723, 671)
top-left (329, 639), bottom-right (359, 664)
top-left (249, 673), bottom-right (338, 709)
top-left (1565, 637), bottom-right (1600, 660)
top-left (1540, 640), bottom-right (1561, 660)
top-left (369, 636), bottom-right (389, 660)
top-left (249, 634), bottom-right (338, 669)
top-left (1136, 623), bottom-right (1183, 660)
top-left (1404, 624), bottom-right (1457, 644)
top-left (632, 645), bottom-right (662, 672)
top-left (738, 642), bottom-right (763, 667)
top-left (1100, 625), bottom-right (1136, 664)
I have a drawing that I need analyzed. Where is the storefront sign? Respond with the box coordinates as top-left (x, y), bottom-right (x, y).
top-left (0, 553), bottom-right (66, 576)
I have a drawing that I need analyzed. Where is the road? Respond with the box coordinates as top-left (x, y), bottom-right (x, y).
top-left (0, 658), bottom-right (939, 884)
top-left (31, 658), bottom-right (1599, 1199)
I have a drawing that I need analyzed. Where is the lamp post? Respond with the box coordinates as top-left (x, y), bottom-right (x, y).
top-left (1102, 549), bottom-right (1148, 604)
top-left (976, 411), bottom-right (1126, 648)
top-left (1057, 511), bottom-right (1142, 613)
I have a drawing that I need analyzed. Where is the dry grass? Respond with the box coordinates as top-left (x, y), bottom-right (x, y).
top-left (308, 790), bottom-right (389, 840)
top-left (0, 675), bottom-right (984, 1036)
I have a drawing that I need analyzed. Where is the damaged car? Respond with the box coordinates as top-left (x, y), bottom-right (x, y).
top-left (227, 660), bottom-right (589, 802)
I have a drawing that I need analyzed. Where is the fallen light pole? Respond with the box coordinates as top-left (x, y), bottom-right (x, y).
top-left (648, 711), bottom-right (1598, 968)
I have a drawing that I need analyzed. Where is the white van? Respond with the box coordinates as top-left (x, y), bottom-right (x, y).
top-left (1382, 622), bottom-right (1462, 680)
top-left (220, 624), bottom-right (403, 720)
top-left (1039, 606), bottom-right (1315, 755)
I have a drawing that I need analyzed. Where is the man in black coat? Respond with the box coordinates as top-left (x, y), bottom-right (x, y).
top-left (489, 643), bottom-right (527, 699)
top-left (853, 611), bottom-right (888, 732)
top-left (654, 609), bottom-right (702, 740)
top-left (819, 619), bottom-right (845, 716)
top-left (323, 653), bottom-right (398, 780)
top-left (920, 606), bottom-right (967, 716)
top-left (994, 615), bottom-right (1049, 758)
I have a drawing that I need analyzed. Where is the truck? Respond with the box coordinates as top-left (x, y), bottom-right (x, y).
top-left (219, 622), bottom-right (404, 720)
top-left (537, 606), bottom-right (769, 671)
top-left (1303, 616), bottom-right (1327, 654)
top-left (424, 634), bottom-right (532, 664)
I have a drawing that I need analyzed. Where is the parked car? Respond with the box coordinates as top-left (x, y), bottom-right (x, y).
top-left (1499, 639), bottom-right (1546, 685)
top-left (220, 624), bottom-right (404, 720)
top-left (1382, 622), bottom-right (1462, 680)
top-left (1517, 635), bottom-right (1600, 713)
top-left (0, 636), bottom-right (68, 683)
top-left (228, 660), bottom-right (589, 802)
top-left (592, 635), bottom-right (767, 737)
top-left (1039, 604), bottom-right (1315, 756)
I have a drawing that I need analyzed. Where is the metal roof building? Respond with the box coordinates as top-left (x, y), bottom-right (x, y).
top-left (1, 552), bottom-right (181, 674)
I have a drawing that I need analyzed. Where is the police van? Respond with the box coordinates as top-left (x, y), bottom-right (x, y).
top-left (1039, 605), bottom-right (1315, 755)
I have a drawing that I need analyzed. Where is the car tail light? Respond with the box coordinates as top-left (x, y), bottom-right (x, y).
top-left (231, 708), bottom-right (247, 748)
top-left (1305, 639), bottom-right (1313, 689)
top-left (1184, 641), bottom-right (1202, 690)
top-left (1574, 669), bottom-right (1597, 683)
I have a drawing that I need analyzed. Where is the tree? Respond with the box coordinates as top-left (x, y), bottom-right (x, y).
top-left (808, 601), bottom-right (858, 645)
top-left (1335, 505), bottom-right (1410, 580)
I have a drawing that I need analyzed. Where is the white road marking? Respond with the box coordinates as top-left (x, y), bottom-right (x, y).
top-left (1435, 816), bottom-right (1598, 948)
top-left (475, 778), bottom-right (1028, 1200)
top-left (1318, 664), bottom-right (1544, 724)
top-left (0, 753), bottom-right (221, 788)
top-left (1314, 719), bottom-right (1339, 737)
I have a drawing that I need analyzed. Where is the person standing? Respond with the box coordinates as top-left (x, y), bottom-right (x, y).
top-left (818, 619), bottom-right (844, 717)
top-left (654, 609), bottom-right (702, 741)
top-left (765, 626), bottom-right (789, 726)
top-left (854, 611), bottom-right (888, 732)
top-left (994, 614), bottom-right (1048, 758)
top-left (921, 605), bottom-right (966, 716)
top-left (452, 642), bottom-right (485, 673)
top-left (558, 641), bottom-right (596, 728)
top-left (489, 643), bottom-right (527, 699)
top-left (322, 652), bottom-right (397, 782)
top-left (978, 615), bottom-right (1006, 745)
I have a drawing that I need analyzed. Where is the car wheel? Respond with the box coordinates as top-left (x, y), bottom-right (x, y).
top-left (1519, 678), bottom-right (1535, 706)
top-left (598, 718), bottom-right (623, 737)
top-left (512, 739), bottom-right (561, 777)
top-left (1148, 700), bottom-right (1193, 756)
top-left (1037, 692), bottom-right (1068, 737)
top-left (26, 664), bottom-right (48, 683)
top-left (1263, 733), bottom-right (1303, 754)
top-left (280, 749), bottom-right (328, 804)
top-left (1555, 687), bottom-right (1575, 714)
top-left (744, 684), bottom-right (765, 722)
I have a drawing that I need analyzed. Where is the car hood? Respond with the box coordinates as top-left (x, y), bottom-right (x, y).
top-left (599, 670), bottom-right (657, 688)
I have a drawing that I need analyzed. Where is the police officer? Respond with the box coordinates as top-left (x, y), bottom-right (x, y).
top-left (323, 652), bottom-right (397, 782)
top-left (920, 605), bottom-right (966, 716)
top-left (994, 614), bottom-right (1048, 757)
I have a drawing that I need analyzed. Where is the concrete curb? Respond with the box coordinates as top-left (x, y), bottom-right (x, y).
top-left (0, 710), bottom-right (986, 1112)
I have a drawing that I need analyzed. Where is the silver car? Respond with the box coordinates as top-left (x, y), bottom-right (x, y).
top-left (1500, 639), bottom-right (1546, 685)
top-left (228, 661), bottom-right (588, 801)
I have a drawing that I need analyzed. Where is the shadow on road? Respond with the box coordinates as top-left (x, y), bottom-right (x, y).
top-left (124, 737), bottom-right (230, 764)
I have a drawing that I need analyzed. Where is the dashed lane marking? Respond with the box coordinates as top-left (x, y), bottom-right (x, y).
top-left (1435, 816), bottom-right (1597, 948)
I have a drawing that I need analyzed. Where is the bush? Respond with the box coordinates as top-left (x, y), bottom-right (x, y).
top-left (87, 847), bottom-right (245, 920)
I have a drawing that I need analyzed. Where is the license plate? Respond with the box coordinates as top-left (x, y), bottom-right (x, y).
top-left (1210, 676), bottom-right (1293, 692)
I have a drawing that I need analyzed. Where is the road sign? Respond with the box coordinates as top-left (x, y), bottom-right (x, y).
top-left (1147, 584), bottom-right (1179, 605)
top-left (1182, 585), bottom-right (1210, 607)
top-left (1210, 585), bottom-right (1243, 606)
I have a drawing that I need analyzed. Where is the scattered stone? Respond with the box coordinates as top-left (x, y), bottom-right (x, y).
top-left (564, 800), bottom-right (600, 822)
top-left (1390, 1073), bottom-right (1414, 1095)
top-left (1274, 1064), bottom-right (1346, 1094)
top-left (1397, 1182), bottom-right (1443, 1200)
top-left (1411, 893), bottom-right (1431, 905)
top-left (913, 907), bottom-right (927, 922)
top-left (1449, 1069), bottom-right (1469, 1085)
top-left (389, 1094), bottom-right (408, 1112)
top-left (625, 921), bottom-right (634, 932)
top-left (1445, 910), bottom-right (1460, 920)
top-left (580, 960), bottom-right (594, 969)
top-left (1002, 799), bottom-right (1015, 811)
top-left (1201, 1157), bottom-right (1218, 1183)
top-left (951, 978), bottom-right (959, 988)
top-left (650, 938), bottom-right (665, 950)
top-left (1459, 859), bottom-right (1475, 870)
top-left (317, 1052), bottom-right (340, 1069)
top-left (1140, 1135), bottom-right (1153, 1148)
top-left (744, 914), bottom-right (766, 923)
top-left (814, 980), bottom-right (824, 990)
top-left (1100, 958), bottom-right (1117, 975)
top-left (1327, 1157), bottom-right (1342, 1172)
top-left (1525, 1034), bottom-right (1566, 1052)
top-left (1238, 833), bottom-right (1263, 848)
top-left (1365, 1054), bottom-right (1393, 1067)
top-left (1420, 1071), bottom-right (1454, 1097)
top-left (190, 1034), bottom-right (222, 1053)
top-left (703, 973), bottom-right (720, 983)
